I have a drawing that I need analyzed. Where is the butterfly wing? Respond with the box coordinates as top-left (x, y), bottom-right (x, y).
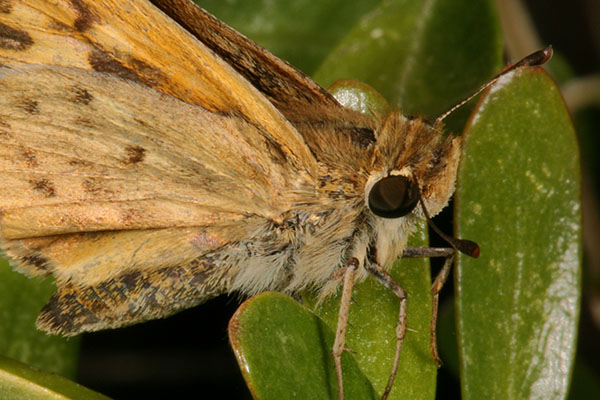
top-left (150, 0), bottom-right (347, 122)
top-left (148, 0), bottom-right (378, 158)
top-left (2, 226), bottom-right (238, 333)
top-left (0, 65), bottom-right (311, 237)
top-left (0, 0), bottom-right (317, 172)
top-left (0, 0), bottom-right (327, 333)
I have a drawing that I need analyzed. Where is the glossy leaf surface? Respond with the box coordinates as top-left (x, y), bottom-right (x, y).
top-left (229, 292), bottom-right (377, 399)
top-left (0, 356), bottom-right (108, 400)
top-left (455, 68), bottom-right (581, 399)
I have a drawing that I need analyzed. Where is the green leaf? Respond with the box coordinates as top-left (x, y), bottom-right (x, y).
top-left (0, 355), bottom-right (109, 400)
top-left (313, 0), bottom-right (503, 123)
top-left (327, 79), bottom-right (393, 117)
top-left (229, 292), bottom-right (377, 400)
top-left (455, 68), bottom-right (581, 399)
top-left (0, 259), bottom-right (80, 379)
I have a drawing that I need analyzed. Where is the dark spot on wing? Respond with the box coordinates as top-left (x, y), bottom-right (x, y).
top-left (19, 98), bottom-right (39, 114)
top-left (73, 116), bottom-right (94, 128)
top-left (88, 50), bottom-right (141, 82)
top-left (0, 0), bottom-right (11, 14)
top-left (20, 147), bottom-right (38, 167)
top-left (82, 177), bottom-right (113, 197)
top-left (0, 22), bottom-right (33, 50)
top-left (119, 270), bottom-right (141, 291)
top-left (69, 0), bottom-right (98, 32)
top-left (21, 254), bottom-right (52, 272)
top-left (71, 86), bottom-right (93, 105)
top-left (122, 145), bottom-right (146, 165)
top-left (0, 21), bottom-right (33, 51)
top-left (30, 178), bottom-right (56, 197)
top-left (68, 158), bottom-right (92, 167)
top-left (88, 50), bottom-right (166, 88)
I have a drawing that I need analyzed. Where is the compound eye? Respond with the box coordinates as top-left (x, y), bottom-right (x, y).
top-left (368, 175), bottom-right (419, 218)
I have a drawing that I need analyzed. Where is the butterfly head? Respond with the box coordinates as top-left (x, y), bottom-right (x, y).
top-left (365, 112), bottom-right (462, 223)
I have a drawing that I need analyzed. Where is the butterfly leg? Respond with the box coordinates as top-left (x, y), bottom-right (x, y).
top-left (363, 261), bottom-right (407, 400)
top-left (402, 247), bottom-right (456, 366)
top-left (333, 257), bottom-right (359, 400)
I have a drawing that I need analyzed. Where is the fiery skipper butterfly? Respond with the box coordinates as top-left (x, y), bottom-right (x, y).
top-left (0, 0), bottom-right (551, 397)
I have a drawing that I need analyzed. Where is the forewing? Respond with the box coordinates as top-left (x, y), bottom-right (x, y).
top-left (149, 0), bottom-right (345, 122)
top-left (0, 0), bottom-right (317, 173)
top-left (149, 0), bottom-right (378, 153)
top-left (0, 66), bottom-right (311, 238)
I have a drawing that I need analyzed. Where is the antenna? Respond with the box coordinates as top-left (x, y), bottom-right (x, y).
top-left (417, 188), bottom-right (480, 258)
top-left (435, 46), bottom-right (553, 124)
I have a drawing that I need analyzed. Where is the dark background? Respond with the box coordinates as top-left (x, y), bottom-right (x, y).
top-left (76, 1), bottom-right (600, 399)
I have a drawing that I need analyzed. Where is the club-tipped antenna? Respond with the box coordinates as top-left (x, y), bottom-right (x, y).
top-left (435, 46), bottom-right (553, 124)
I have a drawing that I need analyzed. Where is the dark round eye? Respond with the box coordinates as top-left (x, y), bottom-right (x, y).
top-left (368, 175), bottom-right (419, 218)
